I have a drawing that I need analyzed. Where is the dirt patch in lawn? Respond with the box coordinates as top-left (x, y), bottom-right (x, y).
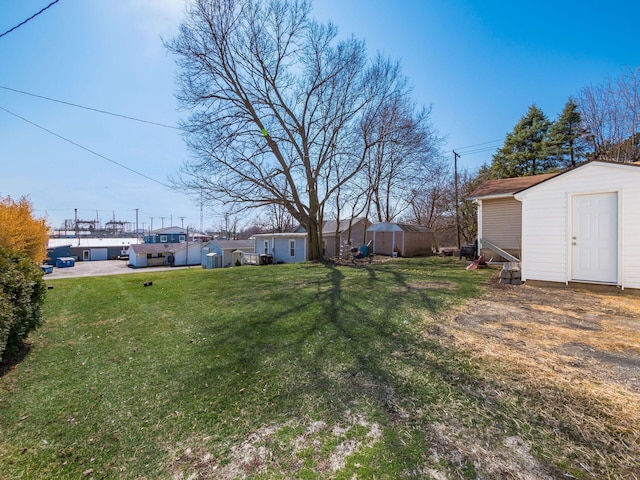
top-left (167, 413), bottom-right (383, 480)
top-left (449, 282), bottom-right (640, 391)
top-left (431, 281), bottom-right (640, 477)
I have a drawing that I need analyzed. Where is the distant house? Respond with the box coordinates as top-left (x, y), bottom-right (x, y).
top-left (251, 232), bottom-right (308, 264)
top-left (201, 239), bottom-right (255, 268)
top-left (467, 173), bottom-right (556, 261)
top-left (366, 222), bottom-right (434, 257)
top-left (48, 237), bottom-right (140, 262)
top-left (144, 227), bottom-right (188, 244)
top-left (128, 242), bottom-right (201, 268)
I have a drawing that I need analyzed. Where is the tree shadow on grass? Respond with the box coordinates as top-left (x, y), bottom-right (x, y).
top-left (186, 260), bottom-right (488, 428)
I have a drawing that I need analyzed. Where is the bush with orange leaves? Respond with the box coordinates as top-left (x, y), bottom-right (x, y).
top-left (0, 195), bottom-right (48, 264)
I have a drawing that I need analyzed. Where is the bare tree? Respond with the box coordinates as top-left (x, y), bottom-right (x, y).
top-left (167, 0), bottom-right (410, 260)
top-left (577, 67), bottom-right (640, 162)
top-left (361, 93), bottom-right (440, 223)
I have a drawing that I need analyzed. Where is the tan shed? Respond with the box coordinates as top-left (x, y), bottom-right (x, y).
top-left (467, 173), bottom-right (556, 261)
top-left (367, 222), bottom-right (433, 257)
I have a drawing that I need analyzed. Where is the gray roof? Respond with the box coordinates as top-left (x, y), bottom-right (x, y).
top-left (367, 222), bottom-right (432, 233)
top-left (206, 240), bottom-right (254, 250)
top-left (322, 217), bottom-right (368, 235)
top-left (129, 243), bottom-right (186, 254)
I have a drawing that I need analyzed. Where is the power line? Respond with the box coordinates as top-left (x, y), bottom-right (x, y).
top-left (0, 0), bottom-right (62, 39)
top-left (453, 138), bottom-right (503, 152)
top-left (0, 105), bottom-right (170, 188)
top-left (0, 85), bottom-right (179, 130)
top-left (456, 146), bottom-right (501, 156)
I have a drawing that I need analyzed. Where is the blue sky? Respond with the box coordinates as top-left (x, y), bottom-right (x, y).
top-left (1, 0), bottom-right (638, 230)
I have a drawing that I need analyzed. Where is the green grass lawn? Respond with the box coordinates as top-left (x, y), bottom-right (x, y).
top-left (1, 257), bottom-right (628, 479)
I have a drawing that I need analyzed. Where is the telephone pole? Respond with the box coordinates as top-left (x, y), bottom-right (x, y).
top-left (453, 150), bottom-right (461, 250)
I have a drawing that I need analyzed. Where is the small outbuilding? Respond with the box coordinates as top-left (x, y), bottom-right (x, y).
top-left (48, 237), bottom-right (139, 262)
top-left (251, 232), bottom-right (308, 264)
top-left (366, 222), bottom-right (434, 257)
top-left (467, 173), bottom-right (556, 261)
top-left (514, 160), bottom-right (640, 290)
top-left (128, 242), bottom-right (202, 268)
top-left (201, 239), bottom-right (255, 268)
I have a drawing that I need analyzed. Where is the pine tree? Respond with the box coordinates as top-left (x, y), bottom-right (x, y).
top-left (491, 104), bottom-right (554, 178)
top-left (548, 98), bottom-right (588, 168)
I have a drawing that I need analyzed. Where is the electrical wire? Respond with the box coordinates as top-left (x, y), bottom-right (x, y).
top-left (0, 0), bottom-right (61, 39)
top-left (453, 138), bottom-right (504, 151)
top-left (0, 105), bottom-right (170, 188)
top-left (0, 85), bottom-right (179, 130)
top-left (452, 138), bottom-right (504, 157)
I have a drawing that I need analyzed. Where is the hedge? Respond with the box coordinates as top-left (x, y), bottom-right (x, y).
top-left (0, 247), bottom-right (46, 361)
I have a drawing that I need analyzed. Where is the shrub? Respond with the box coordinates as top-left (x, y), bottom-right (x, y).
top-left (0, 247), bottom-right (46, 361)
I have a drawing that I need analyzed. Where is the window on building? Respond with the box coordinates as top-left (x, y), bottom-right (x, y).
top-left (289, 239), bottom-right (295, 257)
top-left (160, 235), bottom-right (168, 243)
top-left (179, 235), bottom-right (186, 242)
top-left (263, 240), bottom-right (269, 254)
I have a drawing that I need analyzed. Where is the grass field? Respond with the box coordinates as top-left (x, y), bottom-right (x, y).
top-left (0, 258), bottom-right (637, 479)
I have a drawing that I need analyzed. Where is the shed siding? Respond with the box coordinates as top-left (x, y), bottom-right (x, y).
top-left (324, 221), bottom-right (368, 258)
top-left (480, 197), bottom-right (522, 258)
top-left (519, 163), bottom-right (640, 289)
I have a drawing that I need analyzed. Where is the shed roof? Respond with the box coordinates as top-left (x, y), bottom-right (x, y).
top-left (206, 240), bottom-right (254, 250)
top-left (367, 222), bottom-right (431, 233)
top-left (130, 243), bottom-right (186, 254)
top-left (322, 217), bottom-right (368, 235)
top-left (252, 232), bottom-right (307, 238)
top-left (48, 237), bottom-right (140, 248)
top-left (467, 173), bottom-right (557, 200)
top-left (515, 160), bottom-right (640, 198)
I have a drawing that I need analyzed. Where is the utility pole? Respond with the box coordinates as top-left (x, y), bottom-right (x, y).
top-left (179, 216), bottom-right (186, 228)
top-left (149, 217), bottom-right (154, 233)
top-left (453, 150), bottom-right (461, 250)
top-left (159, 216), bottom-right (166, 228)
top-left (135, 209), bottom-right (139, 240)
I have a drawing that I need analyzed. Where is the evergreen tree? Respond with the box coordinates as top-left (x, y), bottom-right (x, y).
top-left (548, 98), bottom-right (588, 168)
top-left (491, 104), bottom-right (554, 178)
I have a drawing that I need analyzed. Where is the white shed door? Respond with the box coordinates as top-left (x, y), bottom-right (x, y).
top-left (571, 192), bottom-right (618, 283)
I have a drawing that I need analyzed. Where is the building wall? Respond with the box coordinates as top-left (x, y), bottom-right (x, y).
top-left (480, 197), bottom-right (523, 260)
top-left (402, 232), bottom-right (434, 257)
top-left (254, 235), bottom-right (307, 263)
top-left (517, 163), bottom-right (640, 289)
top-left (130, 253), bottom-right (148, 268)
top-left (367, 230), bottom-right (433, 257)
top-left (272, 237), bottom-right (306, 263)
top-left (201, 243), bottom-right (222, 266)
top-left (173, 243), bottom-right (202, 266)
top-left (324, 221), bottom-right (368, 258)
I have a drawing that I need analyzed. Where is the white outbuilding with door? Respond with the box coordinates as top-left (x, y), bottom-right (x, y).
top-left (514, 161), bottom-right (640, 289)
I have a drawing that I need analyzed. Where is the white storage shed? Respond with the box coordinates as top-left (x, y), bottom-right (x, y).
top-left (514, 161), bottom-right (640, 290)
